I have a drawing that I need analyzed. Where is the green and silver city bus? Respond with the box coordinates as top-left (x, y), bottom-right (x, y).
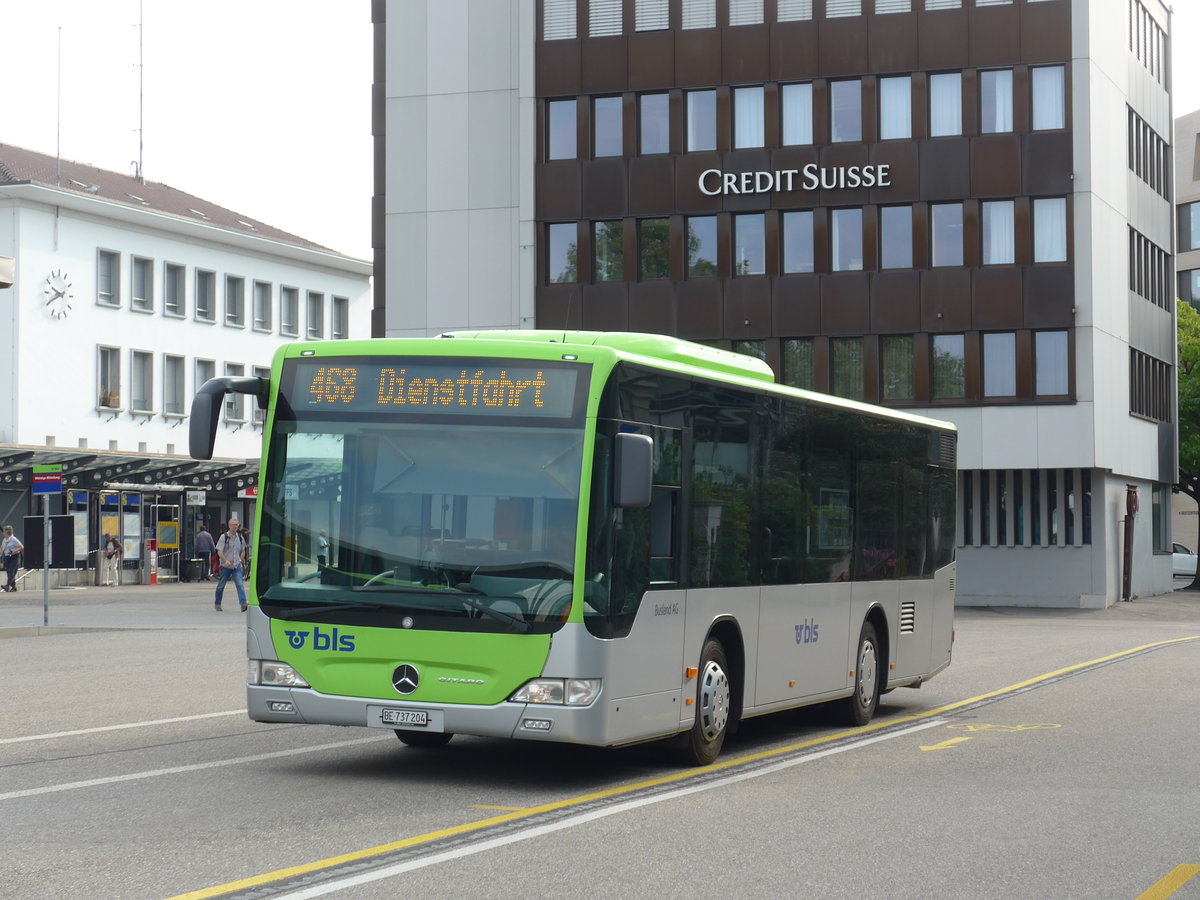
top-left (191, 331), bottom-right (956, 765)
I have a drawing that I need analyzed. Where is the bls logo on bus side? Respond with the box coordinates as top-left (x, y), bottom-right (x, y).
top-left (795, 618), bottom-right (820, 645)
top-left (284, 626), bottom-right (356, 652)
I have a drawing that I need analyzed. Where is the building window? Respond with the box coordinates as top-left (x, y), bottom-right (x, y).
top-left (280, 286), bottom-right (300, 337)
top-left (781, 339), bottom-right (814, 390)
top-left (783, 210), bottom-right (815, 274)
top-left (548, 223), bottom-right (578, 283)
top-left (932, 334), bottom-right (965, 399)
top-left (98, 250), bottom-right (120, 307)
top-left (306, 292), bottom-right (325, 339)
top-left (1032, 66), bottom-right (1065, 130)
top-left (983, 332), bottom-right (1016, 397)
top-left (225, 275), bottom-right (245, 327)
top-left (879, 76), bottom-right (911, 140)
top-left (925, 0), bottom-right (961, 8)
top-left (1179, 201), bottom-right (1200, 253)
top-left (98, 346), bottom-right (121, 409)
top-left (548, 100), bottom-right (576, 160)
top-left (1033, 198), bottom-right (1067, 262)
top-left (640, 93), bottom-right (670, 154)
top-left (734, 86), bottom-right (765, 149)
top-left (777, 0), bottom-right (813, 20)
top-left (931, 203), bottom-right (964, 267)
top-left (594, 221), bottom-right (625, 282)
top-left (195, 270), bottom-right (215, 322)
top-left (1181, 269), bottom-right (1200, 307)
top-left (876, 0), bottom-right (911, 11)
top-left (594, 97), bottom-right (623, 157)
top-left (880, 206), bottom-right (912, 269)
top-left (732, 340), bottom-right (765, 361)
top-left (881, 335), bottom-right (914, 401)
top-left (131, 257), bottom-right (154, 312)
top-left (830, 80), bottom-right (861, 143)
top-left (640, 218), bottom-right (670, 280)
top-left (163, 263), bottom-right (185, 317)
top-left (1130, 348), bottom-right (1171, 423)
top-left (332, 296), bottom-right (349, 340)
top-left (730, 0), bottom-right (764, 24)
top-left (1130, 228), bottom-right (1170, 309)
top-left (130, 350), bottom-right (153, 414)
top-left (733, 214), bottom-right (765, 275)
top-left (163, 355), bottom-right (185, 416)
top-left (980, 69), bottom-right (1013, 133)
top-left (590, 0), bottom-right (621, 35)
top-left (543, 0), bottom-right (576, 39)
top-left (781, 83), bottom-right (813, 145)
top-left (195, 358), bottom-right (215, 396)
top-left (224, 363), bottom-right (246, 422)
top-left (253, 366), bottom-right (270, 426)
top-left (682, 0), bottom-right (717, 28)
top-left (253, 281), bottom-right (272, 331)
top-left (687, 217), bottom-right (717, 277)
top-left (830, 338), bottom-right (864, 400)
top-left (686, 90), bottom-right (716, 151)
top-left (929, 72), bottom-right (962, 137)
top-left (635, 0), bottom-right (669, 30)
top-left (982, 200), bottom-right (1015, 265)
top-left (1035, 331), bottom-right (1069, 396)
top-left (826, 0), bottom-right (862, 15)
top-left (831, 208), bottom-right (863, 271)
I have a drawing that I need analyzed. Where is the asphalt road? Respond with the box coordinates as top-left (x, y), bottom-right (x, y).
top-left (2, 582), bottom-right (1199, 900)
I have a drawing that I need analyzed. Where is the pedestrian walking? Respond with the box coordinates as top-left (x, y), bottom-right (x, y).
top-left (1, 525), bottom-right (23, 592)
top-left (102, 533), bottom-right (122, 586)
top-left (214, 518), bottom-right (248, 612)
top-left (194, 524), bottom-right (216, 582)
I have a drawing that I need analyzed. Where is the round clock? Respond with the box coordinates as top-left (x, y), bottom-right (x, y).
top-left (42, 268), bottom-right (74, 319)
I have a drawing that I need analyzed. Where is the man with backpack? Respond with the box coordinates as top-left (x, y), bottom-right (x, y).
top-left (214, 518), bottom-right (248, 612)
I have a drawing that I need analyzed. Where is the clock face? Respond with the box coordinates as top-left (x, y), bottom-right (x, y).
top-left (42, 268), bottom-right (74, 319)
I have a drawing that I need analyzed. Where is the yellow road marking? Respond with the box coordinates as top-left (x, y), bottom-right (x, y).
top-left (164, 635), bottom-right (1200, 900)
top-left (1137, 864), bottom-right (1200, 900)
top-left (919, 737), bottom-right (972, 751)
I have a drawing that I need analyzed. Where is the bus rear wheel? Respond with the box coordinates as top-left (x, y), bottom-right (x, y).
top-left (395, 730), bottom-right (454, 748)
top-left (835, 621), bottom-right (880, 727)
top-left (683, 639), bottom-right (731, 766)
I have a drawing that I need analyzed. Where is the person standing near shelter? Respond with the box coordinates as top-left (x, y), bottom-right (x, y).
top-left (102, 533), bottom-right (122, 586)
top-left (317, 530), bottom-right (330, 568)
top-left (194, 524), bottom-right (216, 581)
top-left (2, 525), bottom-right (23, 592)
top-left (214, 518), bottom-right (248, 612)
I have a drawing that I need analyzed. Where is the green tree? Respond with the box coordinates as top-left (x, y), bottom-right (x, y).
top-left (1175, 299), bottom-right (1200, 589)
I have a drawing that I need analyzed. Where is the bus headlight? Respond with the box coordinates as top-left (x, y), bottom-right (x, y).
top-left (510, 678), bottom-right (600, 707)
top-left (248, 660), bottom-right (310, 688)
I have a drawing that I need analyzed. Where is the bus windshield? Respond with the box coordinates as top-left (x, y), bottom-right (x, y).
top-left (255, 377), bottom-right (587, 634)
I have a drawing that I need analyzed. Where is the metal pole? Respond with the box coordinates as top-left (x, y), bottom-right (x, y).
top-left (42, 494), bottom-right (50, 626)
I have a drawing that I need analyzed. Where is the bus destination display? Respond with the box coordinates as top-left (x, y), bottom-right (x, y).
top-left (290, 359), bottom-right (581, 418)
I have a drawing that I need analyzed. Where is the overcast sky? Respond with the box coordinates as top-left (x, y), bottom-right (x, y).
top-left (1, 1), bottom-right (1197, 264)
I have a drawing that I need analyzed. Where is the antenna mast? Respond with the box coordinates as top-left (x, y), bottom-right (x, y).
top-left (135, 1), bottom-right (144, 183)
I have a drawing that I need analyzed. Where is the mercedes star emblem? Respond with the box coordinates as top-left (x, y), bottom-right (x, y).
top-left (392, 664), bottom-right (420, 695)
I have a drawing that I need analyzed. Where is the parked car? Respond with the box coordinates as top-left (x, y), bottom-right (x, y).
top-left (1173, 543), bottom-right (1197, 577)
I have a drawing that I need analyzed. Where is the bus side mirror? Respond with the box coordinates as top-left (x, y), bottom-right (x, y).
top-left (189, 376), bottom-right (268, 460)
top-left (614, 432), bottom-right (653, 509)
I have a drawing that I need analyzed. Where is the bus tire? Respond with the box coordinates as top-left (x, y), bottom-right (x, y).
top-left (683, 639), bottom-right (731, 766)
top-left (836, 621), bottom-right (880, 727)
top-left (395, 730), bottom-right (454, 748)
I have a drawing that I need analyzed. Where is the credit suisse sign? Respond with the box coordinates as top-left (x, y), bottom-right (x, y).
top-left (698, 163), bottom-right (892, 196)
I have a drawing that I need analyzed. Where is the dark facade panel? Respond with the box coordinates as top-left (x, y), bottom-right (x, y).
top-left (1020, 0), bottom-right (1072, 64)
top-left (921, 269), bottom-right (973, 332)
top-left (676, 279), bottom-right (723, 340)
top-left (919, 139), bottom-right (971, 201)
top-left (769, 22), bottom-right (819, 82)
top-left (716, 150), bottom-right (773, 212)
top-left (581, 158), bottom-right (629, 219)
top-left (581, 282), bottom-right (630, 331)
top-left (821, 273), bottom-right (871, 335)
top-left (817, 17), bottom-right (869, 77)
top-left (676, 28), bottom-right (724, 88)
top-left (723, 277), bottom-right (772, 339)
top-left (870, 141), bottom-right (919, 204)
top-left (629, 31), bottom-right (675, 91)
top-left (581, 36), bottom-right (628, 94)
top-left (537, 39), bottom-right (581, 97)
top-left (678, 152), bottom-right (727, 215)
top-left (818, 144), bottom-right (871, 209)
top-left (970, 134), bottom-right (1023, 198)
top-left (772, 276), bottom-right (822, 335)
top-left (722, 24), bottom-right (771, 85)
top-left (867, 12), bottom-right (919, 75)
top-left (972, 266), bottom-right (1024, 330)
top-left (968, 4), bottom-right (1021, 68)
top-left (628, 156), bottom-right (676, 215)
top-left (769, 146), bottom-right (822, 209)
top-left (628, 280), bottom-right (676, 335)
top-left (536, 161), bottom-right (583, 220)
top-left (1024, 266), bottom-right (1075, 329)
top-left (537, 284), bottom-right (580, 329)
top-left (871, 270), bottom-right (921, 333)
top-left (1022, 131), bottom-right (1074, 196)
top-left (917, 9), bottom-right (969, 71)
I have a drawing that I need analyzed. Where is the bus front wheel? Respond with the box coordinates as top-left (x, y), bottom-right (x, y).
top-left (395, 730), bottom-right (454, 748)
top-left (836, 621), bottom-right (880, 727)
top-left (683, 639), bottom-right (731, 766)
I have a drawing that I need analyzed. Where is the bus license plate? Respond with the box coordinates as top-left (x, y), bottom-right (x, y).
top-left (381, 708), bottom-right (428, 727)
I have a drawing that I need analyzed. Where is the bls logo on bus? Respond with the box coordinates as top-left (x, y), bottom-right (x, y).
top-left (284, 627), bottom-right (356, 652)
top-left (795, 618), bottom-right (819, 645)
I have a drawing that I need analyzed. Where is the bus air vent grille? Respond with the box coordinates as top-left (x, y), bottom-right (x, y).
top-left (938, 433), bottom-right (956, 467)
top-left (900, 601), bottom-right (916, 634)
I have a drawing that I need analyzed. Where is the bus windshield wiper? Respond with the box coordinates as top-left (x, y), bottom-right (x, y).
top-left (457, 594), bottom-right (531, 633)
top-left (273, 600), bottom-right (391, 619)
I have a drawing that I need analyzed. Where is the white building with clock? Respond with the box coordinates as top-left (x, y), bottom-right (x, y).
top-left (0, 142), bottom-right (371, 584)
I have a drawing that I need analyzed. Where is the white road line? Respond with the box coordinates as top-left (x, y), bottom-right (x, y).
top-left (271, 719), bottom-right (948, 900)
top-left (0, 710), bottom-right (246, 745)
top-left (0, 736), bottom-right (387, 801)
